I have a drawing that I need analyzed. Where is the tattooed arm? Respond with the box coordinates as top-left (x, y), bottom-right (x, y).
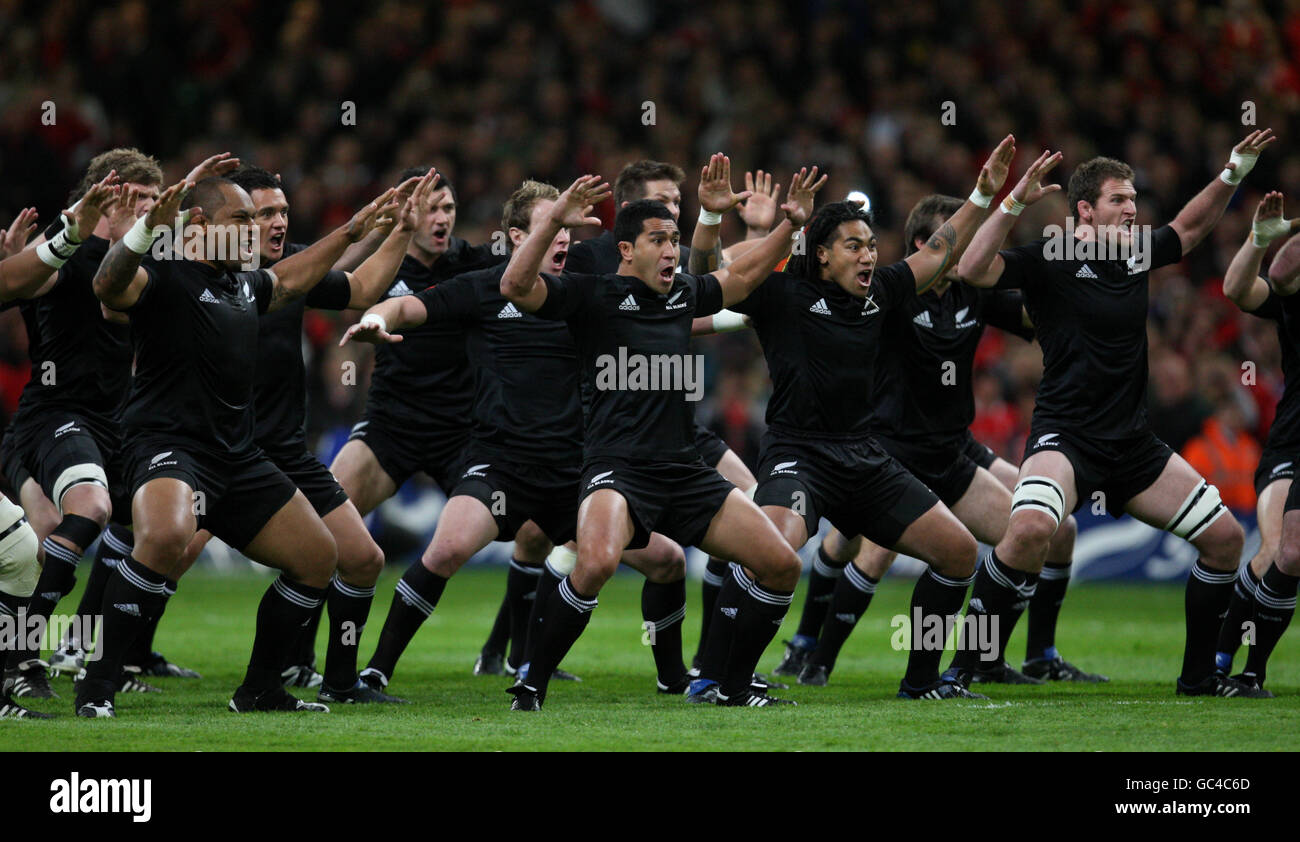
top-left (94, 179), bottom-right (188, 310)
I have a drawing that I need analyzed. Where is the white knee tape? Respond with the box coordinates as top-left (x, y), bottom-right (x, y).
top-left (546, 544), bottom-right (577, 577)
top-left (0, 496), bottom-right (40, 597)
top-left (745, 483), bottom-right (757, 501)
top-left (53, 462), bottom-right (109, 513)
top-left (1011, 475), bottom-right (1066, 527)
top-left (1166, 481), bottom-right (1226, 541)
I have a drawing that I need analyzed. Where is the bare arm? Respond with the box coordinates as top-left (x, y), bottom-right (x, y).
top-left (94, 179), bottom-right (188, 311)
top-left (1170, 129), bottom-right (1276, 254)
top-left (500, 175), bottom-right (609, 312)
top-left (333, 174), bottom-right (423, 272)
top-left (1225, 192), bottom-right (1288, 306)
top-left (688, 153), bottom-right (753, 275)
top-left (337, 295), bottom-right (428, 345)
top-left (342, 171), bottom-right (434, 309)
top-left (2, 174), bottom-right (119, 303)
top-left (958, 148), bottom-right (1063, 288)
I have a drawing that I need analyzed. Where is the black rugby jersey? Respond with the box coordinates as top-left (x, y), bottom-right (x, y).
top-left (120, 255), bottom-right (274, 456)
top-left (870, 284), bottom-right (1032, 440)
top-left (416, 263), bottom-right (582, 466)
top-left (994, 225), bottom-right (1182, 439)
top-left (1247, 290), bottom-right (1300, 452)
top-left (533, 270), bottom-right (723, 461)
top-left (366, 237), bottom-right (504, 429)
top-left (252, 242), bottom-right (352, 456)
top-left (729, 263), bottom-right (916, 438)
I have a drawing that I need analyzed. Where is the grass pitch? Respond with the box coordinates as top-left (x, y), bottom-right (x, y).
top-left (3, 566), bottom-right (1298, 751)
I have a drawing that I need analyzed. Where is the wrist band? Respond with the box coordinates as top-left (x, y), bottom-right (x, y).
top-left (711, 309), bottom-right (749, 333)
top-left (1221, 150), bottom-right (1259, 186)
top-left (999, 196), bottom-right (1026, 216)
top-left (968, 188), bottom-right (994, 209)
top-left (123, 214), bottom-right (160, 254)
top-left (360, 313), bottom-right (388, 334)
top-left (698, 208), bottom-right (723, 226)
top-left (36, 237), bottom-right (76, 269)
top-left (1253, 216), bottom-right (1292, 247)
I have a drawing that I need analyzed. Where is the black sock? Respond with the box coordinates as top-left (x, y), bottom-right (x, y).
top-left (641, 578), bottom-right (687, 686)
top-left (125, 579), bottom-right (175, 664)
top-left (1000, 571), bottom-right (1038, 663)
top-left (697, 563), bottom-right (748, 683)
top-left (323, 574), bottom-right (375, 690)
top-left (720, 580), bottom-right (793, 698)
top-left (483, 580), bottom-right (512, 658)
top-left (694, 558), bottom-right (728, 664)
top-left (505, 558), bottom-right (543, 670)
top-left (365, 562), bottom-right (447, 683)
top-left (1026, 563), bottom-right (1069, 661)
top-left (947, 551), bottom-right (1022, 675)
top-left (910, 569), bottom-right (974, 687)
top-left (1181, 559), bottom-right (1237, 684)
top-left (522, 562), bottom-right (563, 670)
top-left (793, 545), bottom-right (846, 646)
top-left (524, 576), bottom-right (596, 700)
top-left (0, 590), bottom-right (24, 673)
top-left (12, 536), bottom-right (81, 664)
top-left (291, 602), bottom-right (325, 668)
top-left (80, 557), bottom-right (168, 697)
top-left (76, 524), bottom-right (133, 650)
top-left (1243, 563), bottom-right (1298, 685)
top-left (242, 576), bottom-right (327, 692)
top-left (810, 563), bottom-right (878, 671)
top-left (1215, 564), bottom-right (1261, 672)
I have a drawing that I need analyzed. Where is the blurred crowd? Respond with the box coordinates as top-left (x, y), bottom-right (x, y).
top-left (4, 0), bottom-right (1300, 514)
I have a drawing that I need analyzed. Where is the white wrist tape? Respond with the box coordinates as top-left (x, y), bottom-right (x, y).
top-left (36, 228), bottom-right (81, 268)
top-left (999, 196), bottom-right (1026, 216)
top-left (711, 309), bottom-right (749, 333)
top-left (1220, 149), bottom-right (1259, 186)
top-left (968, 188), bottom-right (994, 209)
top-left (698, 208), bottom-right (723, 226)
top-left (360, 313), bottom-right (388, 334)
top-left (1253, 216), bottom-right (1292, 247)
top-left (123, 214), bottom-right (160, 254)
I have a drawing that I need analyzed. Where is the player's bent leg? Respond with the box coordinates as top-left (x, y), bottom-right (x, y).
top-left (622, 535), bottom-right (690, 693)
top-left (1238, 487), bottom-right (1300, 691)
top-left (695, 449), bottom-right (755, 670)
top-left (799, 536), bottom-right (896, 686)
top-left (0, 497), bottom-right (47, 719)
top-left (328, 440), bottom-right (399, 518)
top-left (19, 476), bottom-right (61, 546)
top-left (949, 467), bottom-right (1012, 547)
top-left (987, 456), bottom-right (1021, 491)
top-left (714, 448), bottom-right (756, 490)
top-left (480, 519), bottom-right (550, 677)
top-left (1217, 479), bottom-right (1286, 675)
top-left (363, 495), bottom-right (498, 689)
top-left (776, 528), bottom-right (859, 677)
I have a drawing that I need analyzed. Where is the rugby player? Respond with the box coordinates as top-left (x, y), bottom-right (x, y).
top-left (75, 176), bottom-right (390, 717)
top-left (1215, 190), bottom-right (1300, 691)
top-left (499, 166), bottom-right (825, 709)
top-left (343, 180), bottom-right (691, 696)
top-left (949, 129), bottom-right (1277, 698)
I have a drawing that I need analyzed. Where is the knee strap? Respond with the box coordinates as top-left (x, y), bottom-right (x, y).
top-left (0, 496), bottom-right (39, 597)
top-left (53, 513), bottom-right (104, 552)
top-left (1011, 476), bottom-right (1066, 528)
top-left (1166, 481), bottom-right (1227, 540)
top-left (546, 544), bottom-right (577, 577)
top-left (53, 462), bottom-right (108, 514)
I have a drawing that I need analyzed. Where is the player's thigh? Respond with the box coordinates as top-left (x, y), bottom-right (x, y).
top-left (620, 533), bottom-right (686, 583)
top-left (130, 477), bottom-right (199, 574)
top-left (1253, 478), bottom-right (1288, 575)
top-left (761, 504), bottom-right (809, 550)
top-left (1123, 452), bottom-right (1242, 569)
top-left (512, 519), bottom-right (553, 565)
top-left (421, 494), bottom-right (500, 577)
top-left (949, 466), bottom-right (1013, 546)
top-left (988, 456), bottom-right (1020, 491)
top-left (823, 527), bottom-right (862, 563)
top-left (328, 439), bottom-right (397, 517)
top-left (1003, 450), bottom-right (1078, 547)
top-left (573, 488), bottom-right (636, 590)
top-left (242, 490), bottom-right (337, 587)
top-left (19, 476), bottom-right (60, 543)
top-left (323, 499), bottom-right (384, 584)
top-left (892, 501), bottom-right (978, 577)
top-left (700, 490), bottom-right (801, 587)
top-left (714, 448), bottom-right (756, 491)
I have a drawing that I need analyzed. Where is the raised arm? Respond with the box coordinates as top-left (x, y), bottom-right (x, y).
top-left (333, 174), bottom-right (423, 272)
top-left (94, 179), bottom-right (188, 311)
top-left (1, 174), bottom-right (119, 303)
top-left (500, 175), bottom-right (610, 312)
top-left (1170, 129), bottom-right (1276, 255)
top-left (688, 154), bottom-right (754, 275)
top-left (0, 208), bottom-right (39, 260)
top-left (1225, 192), bottom-right (1295, 304)
top-left (713, 166), bottom-right (826, 308)
top-left (957, 148), bottom-right (1063, 288)
top-left (265, 189), bottom-right (396, 312)
top-left (905, 135), bottom-right (1015, 292)
top-left (342, 171), bottom-right (436, 309)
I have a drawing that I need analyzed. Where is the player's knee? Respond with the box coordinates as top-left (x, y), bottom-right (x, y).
top-left (59, 482), bottom-right (111, 528)
top-left (0, 499), bottom-right (40, 597)
top-left (1059, 514), bottom-right (1078, 542)
top-left (421, 542), bottom-right (470, 578)
top-left (938, 529), bottom-right (979, 578)
top-left (340, 539), bottom-right (384, 584)
top-left (1277, 542), bottom-right (1300, 577)
top-left (643, 543), bottom-right (686, 584)
top-left (1197, 516), bottom-right (1244, 571)
top-left (136, 519), bottom-right (195, 562)
top-left (1004, 514), bottom-right (1056, 560)
top-left (572, 554), bottom-right (618, 593)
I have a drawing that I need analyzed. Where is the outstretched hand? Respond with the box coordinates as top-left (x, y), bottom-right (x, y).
top-left (185, 152), bottom-right (241, 185)
top-left (1252, 190), bottom-right (1300, 247)
top-left (550, 175), bottom-right (611, 229)
top-left (780, 166), bottom-right (828, 228)
top-left (146, 179), bottom-right (191, 230)
top-left (1009, 150), bottom-right (1064, 206)
top-left (1, 207), bottom-right (39, 258)
top-left (976, 135), bottom-right (1016, 198)
top-left (738, 170), bottom-right (781, 232)
top-left (340, 317), bottom-right (402, 346)
top-left (68, 170), bottom-right (122, 242)
top-left (698, 153), bottom-right (752, 215)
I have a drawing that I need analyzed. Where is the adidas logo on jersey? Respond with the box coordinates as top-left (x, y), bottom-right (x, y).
top-left (1075, 264), bottom-right (1098, 279)
top-left (497, 302), bottom-right (523, 319)
top-left (199, 289), bottom-right (221, 304)
top-left (618, 295), bottom-right (640, 311)
top-left (809, 298), bottom-right (832, 315)
top-left (113, 603), bottom-right (142, 617)
top-left (721, 607), bottom-right (738, 619)
top-left (387, 280), bottom-right (414, 298)
top-left (912, 311), bottom-right (933, 328)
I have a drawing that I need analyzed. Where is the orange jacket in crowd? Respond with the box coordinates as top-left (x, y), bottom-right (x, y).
top-left (1181, 417), bottom-right (1262, 512)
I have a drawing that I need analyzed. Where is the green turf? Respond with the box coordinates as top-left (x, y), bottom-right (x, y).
top-left (3, 566), bottom-right (1298, 751)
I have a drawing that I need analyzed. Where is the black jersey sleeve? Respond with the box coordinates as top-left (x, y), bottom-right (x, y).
top-left (871, 260), bottom-right (916, 311)
top-left (304, 271), bottom-right (353, 311)
top-left (1146, 224), bottom-right (1183, 270)
top-left (563, 240), bottom-right (599, 275)
top-left (534, 271), bottom-right (599, 320)
top-left (416, 274), bottom-right (479, 324)
top-left (128, 258), bottom-right (166, 312)
top-left (993, 240), bottom-right (1043, 290)
top-left (979, 288), bottom-right (1034, 340)
top-left (685, 272), bottom-right (724, 317)
top-left (240, 269), bottom-right (277, 316)
top-left (1248, 288), bottom-right (1285, 321)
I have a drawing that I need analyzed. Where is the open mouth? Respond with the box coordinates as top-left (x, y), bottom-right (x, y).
top-left (659, 265), bottom-right (675, 284)
top-left (551, 250), bottom-right (568, 271)
top-left (857, 268), bottom-right (873, 290)
top-left (268, 232), bottom-right (285, 251)
top-left (431, 228), bottom-right (449, 245)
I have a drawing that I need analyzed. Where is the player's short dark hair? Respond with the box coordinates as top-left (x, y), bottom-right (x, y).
top-left (1068, 157), bottom-right (1135, 221)
top-left (613, 199), bottom-right (676, 247)
top-left (903, 194), bottom-right (963, 256)
top-left (502, 180), bottom-right (560, 233)
top-left (228, 165), bottom-right (281, 195)
top-left (399, 166), bottom-right (455, 201)
top-left (614, 160), bottom-right (685, 208)
top-left (68, 147), bottom-right (163, 205)
top-left (182, 177), bottom-right (237, 218)
top-left (786, 200), bottom-right (874, 281)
